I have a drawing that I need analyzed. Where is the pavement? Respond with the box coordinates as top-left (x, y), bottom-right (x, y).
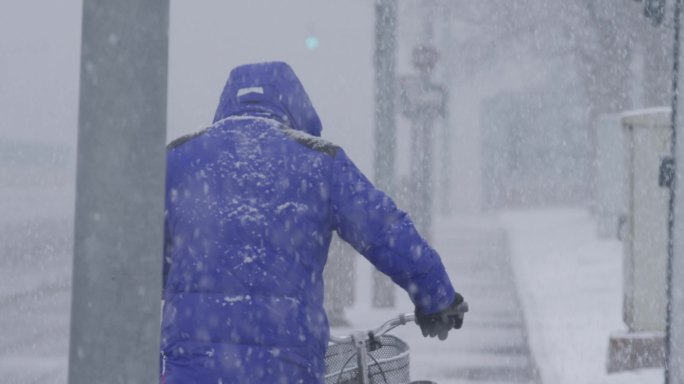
top-left (337, 217), bottom-right (540, 384)
top-left (0, 215), bottom-right (72, 384)
top-left (499, 209), bottom-right (663, 384)
top-left (0, 186), bottom-right (539, 384)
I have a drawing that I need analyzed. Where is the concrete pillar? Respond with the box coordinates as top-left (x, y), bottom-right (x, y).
top-left (68, 2), bottom-right (168, 383)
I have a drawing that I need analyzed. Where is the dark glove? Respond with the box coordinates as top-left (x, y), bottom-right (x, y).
top-left (415, 292), bottom-right (467, 340)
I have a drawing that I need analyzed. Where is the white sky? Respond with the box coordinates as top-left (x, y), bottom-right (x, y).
top-left (0, 1), bottom-right (376, 172)
top-left (0, 1), bottom-right (81, 147)
top-left (168, 1), bottom-right (375, 170)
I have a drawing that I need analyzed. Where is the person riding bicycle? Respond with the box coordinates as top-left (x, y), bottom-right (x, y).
top-left (161, 61), bottom-right (466, 384)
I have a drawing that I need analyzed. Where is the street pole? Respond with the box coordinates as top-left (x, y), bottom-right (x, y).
top-left (667, 0), bottom-right (684, 382)
top-left (68, 2), bottom-right (169, 383)
top-left (409, 100), bottom-right (434, 240)
top-left (373, 0), bottom-right (397, 308)
top-left (400, 2), bottom-right (443, 241)
top-left (439, 2), bottom-right (453, 216)
top-left (410, 5), bottom-right (439, 241)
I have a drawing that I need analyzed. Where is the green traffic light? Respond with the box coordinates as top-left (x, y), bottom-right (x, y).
top-left (306, 36), bottom-right (319, 50)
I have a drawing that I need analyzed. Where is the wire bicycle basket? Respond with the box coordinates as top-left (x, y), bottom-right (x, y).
top-left (325, 335), bottom-right (410, 384)
top-left (325, 305), bottom-right (466, 384)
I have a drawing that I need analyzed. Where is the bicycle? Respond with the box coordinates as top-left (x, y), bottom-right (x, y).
top-left (324, 302), bottom-right (468, 384)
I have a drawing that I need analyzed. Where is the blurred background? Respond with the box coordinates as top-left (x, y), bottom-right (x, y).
top-left (0, 1), bottom-right (676, 383)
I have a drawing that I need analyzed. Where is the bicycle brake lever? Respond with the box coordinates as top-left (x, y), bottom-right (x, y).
top-left (368, 332), bottom-right (383, 352)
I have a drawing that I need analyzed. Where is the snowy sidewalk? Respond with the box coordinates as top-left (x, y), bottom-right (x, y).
top-left (0, 217), bottom-right (72, 384)
top-left (2, 206), bottom-right (660, 384)
top-left (338, 216), bottom-right (538, 383)
top-left (498, 208), bottom-right (663, 384)
top-left (1, 210), bottom-right (540, 384)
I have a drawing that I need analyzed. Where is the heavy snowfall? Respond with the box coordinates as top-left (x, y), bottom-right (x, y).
top-left (0, 1), bottom-right (679, 383)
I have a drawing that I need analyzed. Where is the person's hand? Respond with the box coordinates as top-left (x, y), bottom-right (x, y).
top-left (415, 292), bottom-right (467, 340)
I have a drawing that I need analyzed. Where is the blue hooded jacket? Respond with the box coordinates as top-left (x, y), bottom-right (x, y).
top-left (161, 62), bottom-right (455, 384)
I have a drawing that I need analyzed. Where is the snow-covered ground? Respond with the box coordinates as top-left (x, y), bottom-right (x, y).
top-left (338, 208), bottom-right (667, 384)
top-left (0, 187), bottom-right (73, 384)
top-left (499, 208), bottom-right (663, 384)
top-left (336, 215), bottom-right (538, 384)
top-left (0, 191), bottom-right (667, 384)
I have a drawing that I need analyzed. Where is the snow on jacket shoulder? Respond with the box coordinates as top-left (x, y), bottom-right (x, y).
top-left (161, 62), bottom-right (455, 384)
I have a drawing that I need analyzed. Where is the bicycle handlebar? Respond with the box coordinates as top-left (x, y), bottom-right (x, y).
top-left (328, 302), bottom-right (469, 345)
top-left (328, 313), bottom-right (416, 344)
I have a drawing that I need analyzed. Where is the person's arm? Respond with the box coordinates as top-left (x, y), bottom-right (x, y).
top-left (329, 149), bottom-right (455, 315)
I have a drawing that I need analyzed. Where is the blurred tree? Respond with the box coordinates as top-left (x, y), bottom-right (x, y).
top-left (440, 0), bottom-right (672, 116)
top-left (414, 0), bottom-right (673, 209)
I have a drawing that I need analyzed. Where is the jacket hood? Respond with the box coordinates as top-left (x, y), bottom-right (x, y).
top-left (213, 61), bottom-right (323, 137)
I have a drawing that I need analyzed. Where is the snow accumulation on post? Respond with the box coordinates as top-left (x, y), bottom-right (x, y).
top-left (372, 0), bottom-right (397, 308)
top-left (68, 1), bottom-right (169, 384)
